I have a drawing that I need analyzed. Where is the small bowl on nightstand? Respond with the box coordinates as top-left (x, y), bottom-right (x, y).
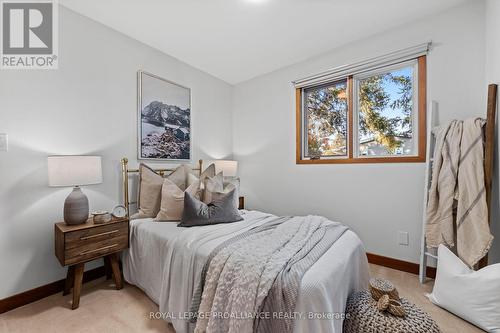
top-left (91, 210), bottom-right (112, 224)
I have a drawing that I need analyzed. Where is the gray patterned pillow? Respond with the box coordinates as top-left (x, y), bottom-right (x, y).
top-left (179, 189), bottom-right (243, 227)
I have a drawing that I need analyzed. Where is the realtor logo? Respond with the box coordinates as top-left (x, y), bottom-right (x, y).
top-left (1, 0), bottom-right (58, 69)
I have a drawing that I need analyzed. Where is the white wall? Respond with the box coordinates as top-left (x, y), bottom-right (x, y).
top-left (485, 0), bottom-right (500, 264)
top-left (0, 7), bottom-right (233, 299)
top-left (232, 1), bottom-right (487, 264)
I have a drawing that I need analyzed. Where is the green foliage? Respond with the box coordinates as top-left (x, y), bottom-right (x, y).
top-left (306, 69), bottom-right (413, 156)
top-left (359, 75), bottom-right (397, 153)
top-left (389, 74), bottom-right (413, 134)
top-left (306, 83), bottom-right (347, 156)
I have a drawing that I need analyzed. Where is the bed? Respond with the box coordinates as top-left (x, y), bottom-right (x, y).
top-left (122, 211), bottom-right (368, 333)
top-left (119, 158), bottom-right (369, 333)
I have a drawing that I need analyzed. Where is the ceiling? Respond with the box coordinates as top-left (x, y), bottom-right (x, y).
top-left (60, 0), bottom-right (468, 84)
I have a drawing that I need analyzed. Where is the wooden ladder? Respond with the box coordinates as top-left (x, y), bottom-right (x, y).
top-left (419, 84), bottom-right (498, 284)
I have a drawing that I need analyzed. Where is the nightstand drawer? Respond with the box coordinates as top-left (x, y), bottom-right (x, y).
top-left (65, 221), bottom-right (128, 250)
top-left (65, 234), bottom-right (128, 265)
top-left (55, 217), bottom-right (129, 266)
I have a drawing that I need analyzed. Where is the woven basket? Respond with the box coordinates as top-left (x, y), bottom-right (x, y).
top-left (377, 295), bottom-right (406, 317)
top-left (377, 294), bottom-right (390, 311)
top-left (344, 291), bottom-right (441, 333)
top-left (369, 277), bottom-right (399, 300)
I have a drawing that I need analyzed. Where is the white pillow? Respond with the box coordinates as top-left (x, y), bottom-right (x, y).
top-left (428, 245), bottom-right (500, 333)
top-left (203, 174), bottom-right (240, 209)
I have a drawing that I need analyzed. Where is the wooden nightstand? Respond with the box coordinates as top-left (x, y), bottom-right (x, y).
top-left (54, 216), bottom-right (129, 309)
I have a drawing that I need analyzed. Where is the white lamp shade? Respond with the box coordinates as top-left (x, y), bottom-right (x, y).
top-left (213, 160), bottom-right (238, 177)
top-left (48, 156), bottom-right (102, 187)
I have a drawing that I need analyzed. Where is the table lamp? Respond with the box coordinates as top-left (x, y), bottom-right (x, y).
top-left (213, 160), bottom-right (238, 177)
top-left (48, 156), bottom-right (102, 225)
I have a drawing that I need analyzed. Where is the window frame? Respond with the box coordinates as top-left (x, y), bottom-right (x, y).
top-left (302, 79), bottom-right (349, 159)
top-left (296, 55), bottom-right (426, 164)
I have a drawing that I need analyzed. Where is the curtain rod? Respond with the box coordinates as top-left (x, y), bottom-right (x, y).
top-left (293, 42), bottom-right (432, 88)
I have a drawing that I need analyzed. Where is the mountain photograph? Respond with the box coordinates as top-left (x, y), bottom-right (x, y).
top-left (139, 72), bottom-right (191, 160)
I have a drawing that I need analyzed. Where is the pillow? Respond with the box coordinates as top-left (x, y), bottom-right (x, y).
top-left (202, 172), bottom-right (224, 202)
top-left (154, 175), bottom-right (201, 221)
top-left (224, 177), bottom-right (240, 207)
top-left (223, 176), bottom-right (240, 188)
top-left (179, 189), bottom-right (243, 227)
top-left (428, 245), bottom-right (500, 333)
top-left (131, 164), bottom-right (186, 219)
top-left (187, 163), bottom-right (216, 188)
top-left (204, 175), bottom-right (240, 209)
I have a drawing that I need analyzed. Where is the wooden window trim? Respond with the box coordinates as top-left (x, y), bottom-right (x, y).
top-left (296, 56), bottom-right (427, 164)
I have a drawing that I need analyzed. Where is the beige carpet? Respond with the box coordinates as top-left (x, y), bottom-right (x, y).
top-left (0, 264), bottom-right (485, 333)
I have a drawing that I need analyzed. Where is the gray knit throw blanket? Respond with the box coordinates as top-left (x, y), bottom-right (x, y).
top-left (189, 215), bottom-right (348, 333)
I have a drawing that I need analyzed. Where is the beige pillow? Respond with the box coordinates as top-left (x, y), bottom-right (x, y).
top-left (155, 175), bottom-right (201, 221)
top-left (131, 164), bottom-right (186, 219)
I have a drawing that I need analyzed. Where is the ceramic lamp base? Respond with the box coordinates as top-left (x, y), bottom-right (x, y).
top-left (64, 186), bottom-right (89, 225)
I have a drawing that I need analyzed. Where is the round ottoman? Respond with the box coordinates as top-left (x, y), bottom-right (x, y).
top-left (344, 291), bottom-right (441, 333)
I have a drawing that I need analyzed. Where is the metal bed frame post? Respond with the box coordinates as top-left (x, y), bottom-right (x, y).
top-left (121, 158), bottom-right (130, 218)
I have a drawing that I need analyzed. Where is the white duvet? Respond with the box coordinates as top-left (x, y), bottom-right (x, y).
top-left (123, 210), bottom-right (369, 333)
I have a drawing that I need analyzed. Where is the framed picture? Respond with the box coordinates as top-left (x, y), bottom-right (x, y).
top-left (137, 70), bottom-right (191, 161)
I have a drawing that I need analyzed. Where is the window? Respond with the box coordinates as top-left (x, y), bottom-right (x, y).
top-left (296, 56), bottom-right (426, 164)
top-left (304, 80), bottom-right (348, 157)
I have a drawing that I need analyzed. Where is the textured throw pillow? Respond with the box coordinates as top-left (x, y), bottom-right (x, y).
top-left (179, 189), bottom-right (243, 227)
top-left (154, 175), bottom-right (201, 222)
top-left (187, 163), bottom-right (216, 188)
top-left (428, 245), bottom-right (500, 332)
top-left (202, 172), bottom-right (224, 202)
top-left (131, 164), bottom-right (186, 219)
top-left (204, 176), bottom-right (240, 209)
top-left (224, 177), bottom-right (240, 208)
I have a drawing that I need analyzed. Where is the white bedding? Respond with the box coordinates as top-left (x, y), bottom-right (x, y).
top-left (123, 210), bottom-right (369, 333)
